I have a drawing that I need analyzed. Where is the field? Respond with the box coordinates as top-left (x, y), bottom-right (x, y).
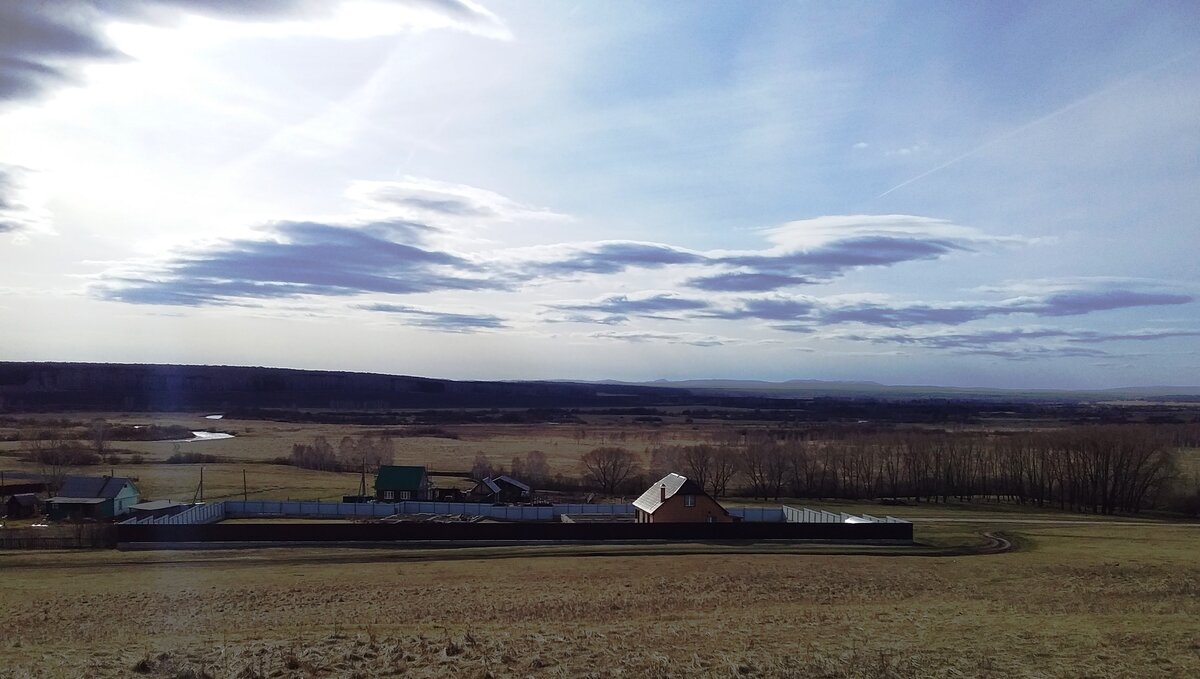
top-left (1, 521), bottom-right (1198, 678)
top-left (0, 412), bottom-right (718, 502)
top-left (2, 411), bottom-right (1200, 677)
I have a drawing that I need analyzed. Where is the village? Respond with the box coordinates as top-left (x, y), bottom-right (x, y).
top-left (2, 463), bottom-right (911, 549)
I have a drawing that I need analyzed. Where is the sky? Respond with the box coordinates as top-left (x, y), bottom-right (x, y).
top-left (1, 0), bottom-right (1198, 389)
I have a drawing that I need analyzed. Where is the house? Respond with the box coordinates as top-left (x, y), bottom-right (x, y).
top-left (45, 475), bottom-right (140, 521)
top-left (467, 475), bottom-right (531, 504)
top-left (632, 472), bottom-right (734, 523)
top-left (5, 493), bottom-right (38, 519)
top-left (374, 465), bottom-right (432, 501)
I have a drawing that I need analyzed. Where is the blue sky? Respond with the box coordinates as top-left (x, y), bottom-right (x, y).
top-left (1, 0), bottom-right (1197, 388)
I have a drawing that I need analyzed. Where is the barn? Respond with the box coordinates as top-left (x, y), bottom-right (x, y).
top-left (45, 475), bottom-right (140, 521)
top-left (633, 472), bottom-right (735, 523)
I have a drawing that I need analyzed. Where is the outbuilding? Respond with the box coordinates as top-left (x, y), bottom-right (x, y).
top-left (467, 475), bottom-right (531, 504)
top-left (633, 472), bottom-right (734, 523)
top-left (5, 493), bottom-right (38, 519)
top-left (128, 500), bottom-right (189, 519)
top-left (45, 475), bottom-right (140, 521)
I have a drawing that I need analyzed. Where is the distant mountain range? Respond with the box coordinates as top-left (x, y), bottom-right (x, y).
top-left (606, 378), bottom-right (1200, 402)
top-left (0, 362), bottom-right (1196, 413)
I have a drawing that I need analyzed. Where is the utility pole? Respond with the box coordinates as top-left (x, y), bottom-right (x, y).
top-left (359, 457), bottom-right (367, 499)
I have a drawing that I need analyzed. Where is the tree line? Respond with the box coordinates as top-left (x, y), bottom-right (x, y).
top-left (577, 424), bottom-right (1198, 515)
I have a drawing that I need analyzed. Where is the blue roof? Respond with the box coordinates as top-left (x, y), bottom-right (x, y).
top-left (57, 475), bottom-right (136, 499)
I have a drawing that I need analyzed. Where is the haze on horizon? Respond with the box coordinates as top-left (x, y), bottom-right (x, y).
top-left (1, 1), bottom-right (1198, 390)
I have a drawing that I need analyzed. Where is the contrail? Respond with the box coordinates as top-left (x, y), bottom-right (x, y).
top-left (876, 48), bottom-right (1199, 199)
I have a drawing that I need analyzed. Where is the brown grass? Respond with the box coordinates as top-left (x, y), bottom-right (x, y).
top-left (1, 522), bottom-right (1197, 678)
top-left (0, 413), bottom-right (713, 502)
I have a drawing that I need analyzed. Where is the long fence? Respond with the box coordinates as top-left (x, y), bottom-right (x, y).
top-left (122, 500), bottom-right (900, 526)
top-left (117, 520), bottom-right (913, 545)
top-left (0, 524), bottom-right (115, 549)
top-left (216, 500), bottom-right (637, 522)
top-left (782, 506), bottom-right (907, 524)
top-left (121, 501), bottom-right (226, 525)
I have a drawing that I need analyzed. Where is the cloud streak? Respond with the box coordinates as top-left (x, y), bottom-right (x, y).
top-left (836, 326), bottom-right (1200, 360)
top-left (547, 293), bottom-right (709, 320)
top-left (93, 219), bottom-right (496, 306)
top-left (0, 0), bottom-right (510, 107)
top-left (356, 302), bottom-right (505, 332)
top-left (589, 331), bottom-right (734, 348)
top-left (710, 282), bottom-right (1194, 329)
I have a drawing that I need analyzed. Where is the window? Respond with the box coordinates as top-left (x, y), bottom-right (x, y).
top-left (684, 495), bottom-right (696, 507)
top-left (383, 490), bottom-right (394, 500)
top-left (399, 491), bottom-right (412, 500)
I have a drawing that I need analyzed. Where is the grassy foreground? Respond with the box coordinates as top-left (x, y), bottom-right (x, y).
top-left (1, 522), bottom-right (1197, 678)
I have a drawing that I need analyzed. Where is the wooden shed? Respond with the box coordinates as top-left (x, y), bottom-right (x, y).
top-left (5, 493), bottom-right (38, 519)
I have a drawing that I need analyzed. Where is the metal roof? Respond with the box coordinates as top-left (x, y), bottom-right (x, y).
top-left (130, 500), bottom-right (187, 511)
top-left (8, 493), bottom-right (37, 507)
top-left (374, 465), bottom-right (428, 491)
top-left (632, 472), bottom-right (707, 514)
top-left (46, 497), bottom-right (107, 505)
top-left (58, 475), bottom-right (135, 499)
top-left (493, 475), bottom-right (531, 492)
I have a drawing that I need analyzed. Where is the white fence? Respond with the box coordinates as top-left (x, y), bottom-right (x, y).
top-left (781, 505), bottom-right (908, 524)
top-left (123, 500), bottom-right (903, 525)
top-left (121, 502), bottom-right (226, 526)
top-left (728, 507), bottom-right (786, 522)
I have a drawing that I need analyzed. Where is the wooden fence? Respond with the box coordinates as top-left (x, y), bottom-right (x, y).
top-left (0, 524), bottom-right (116, 549)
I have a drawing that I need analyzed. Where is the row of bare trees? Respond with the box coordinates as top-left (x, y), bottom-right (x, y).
top-left (573, 424), bottom-right (1189, 514)
top-left (289, 435), bottom-right (395, 472)
top-left (470, 450), bottom-right (552, 487)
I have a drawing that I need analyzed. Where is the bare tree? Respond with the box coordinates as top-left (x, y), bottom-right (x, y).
top-left (580, 447), bottom-right (640, 495)
top-left (523, 450), bottom-right (550, 486)
top-left (709, 445), bottom-right (740, 498)
top-left (679, 445), bottom-right (714, 492)
top-left (89, 418), bottom-right (108, 456)
top-left (471, 453), bottom-right (496, 480)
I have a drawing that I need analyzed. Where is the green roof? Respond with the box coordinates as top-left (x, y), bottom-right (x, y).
top-left (374, 465), bottom-right (428, 491)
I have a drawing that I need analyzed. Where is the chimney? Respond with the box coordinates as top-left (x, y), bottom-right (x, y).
top-left (659, 484), bottom-right (666, 502)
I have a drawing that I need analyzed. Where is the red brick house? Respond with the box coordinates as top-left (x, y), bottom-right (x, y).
top-left (633, 472), bottom-right (734, 523)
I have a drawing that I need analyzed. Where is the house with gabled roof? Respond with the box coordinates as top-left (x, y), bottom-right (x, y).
top-left (374, 465), bottom-right (432, 501)
top-left (45, 475), bottom-right (140, 521)
top-left (467, 475), bottom-right (531, 504)
top-left (633, 472), bottom-right (734, 523)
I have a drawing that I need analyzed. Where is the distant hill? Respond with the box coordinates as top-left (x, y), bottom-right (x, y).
top-left (0, 362), bottom-right (1195, 413)
top-left (0, 362), bottom-right (684, 412)
top-left (609, 378), bottom-right (1200, 402)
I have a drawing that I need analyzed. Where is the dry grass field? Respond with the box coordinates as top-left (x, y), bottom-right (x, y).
top-left (2, 414), bottom-right (1200, 677)
top-left (0, 412), bottom-right (719, 502)
top-left (3, 412), bottom-right (1199, 507)
top-left (1, 522), bottom-right (1198, 678)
